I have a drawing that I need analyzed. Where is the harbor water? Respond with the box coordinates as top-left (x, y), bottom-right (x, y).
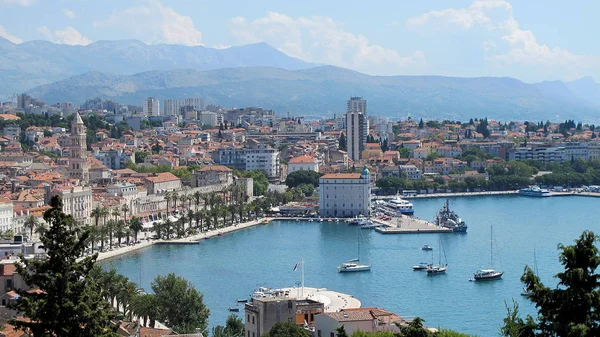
top-left (101, 195), bottom-right (597, 336)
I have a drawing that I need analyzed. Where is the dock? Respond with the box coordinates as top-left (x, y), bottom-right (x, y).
top-left (373, 216), bottom-right (452, 234)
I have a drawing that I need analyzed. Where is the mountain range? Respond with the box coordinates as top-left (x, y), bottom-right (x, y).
top-left (3, 37), bottom-right (600, 121)
top-left (26, 66), bottom-right (600, 122)
top-left (0, 37), bottom-right (315, 98)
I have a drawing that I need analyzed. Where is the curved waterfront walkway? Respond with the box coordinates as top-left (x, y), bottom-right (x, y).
top-left (96, 218), bottom-right (271, 262)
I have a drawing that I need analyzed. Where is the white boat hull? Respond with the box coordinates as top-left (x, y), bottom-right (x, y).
top-left (338, 265), bottom-right (371, 272)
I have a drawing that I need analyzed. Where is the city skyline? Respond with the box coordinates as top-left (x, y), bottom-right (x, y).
top-left (0, 0), bottom-right (599, 82)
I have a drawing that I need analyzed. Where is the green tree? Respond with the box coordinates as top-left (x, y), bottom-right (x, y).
top-left (503, 230), bottom-right (600, 336)
top-left (339, 132), bottom-right (347, 151)
top-left (285, 170), bottom-right (322, 188)
top-left (399, 147), bottom-right (411, 159)
top-left (23, 215), bottom-right (39, 240)
top-left (263, 322), bottom-right (309, 337)
top-left (418, 118), bottom-right (424, 129)
top-left (336, 325), bottom-right (349, 337)
top-left (212, 314), bottom-right (244, 337)
top-left (152, 273), bottom-right (210, 335)
top-left (10, 196), bottom-right (118, 337)
top-left (129, 216), bottom-right (143, 242)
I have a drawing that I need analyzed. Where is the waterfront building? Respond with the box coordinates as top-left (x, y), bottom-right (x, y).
top-left (319, 166), bottom-right (371, 217)
top-left (245, 296), bottom-right (324, 337)
top-left (143, 172), bottom-right (182, 194)
top-left (50, 185), bottom-right (93, 226)
top-left (508, 146), bottom-right (566, 163)
top-left (314, 307), bottom-right (404, 336)
top-left (191, 165), bottom-right (233, 188)
top-left (399, 165), bottom-right (422, 180)
top-left (143, 97), bottom-right (160, 117)
top-left (288, 155), bottom-right (318, 173)
top-left (68, 113), bottom-right (90, 183)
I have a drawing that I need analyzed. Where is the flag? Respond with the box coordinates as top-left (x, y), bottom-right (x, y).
top-left (293, 261), bottom-right (301, 271)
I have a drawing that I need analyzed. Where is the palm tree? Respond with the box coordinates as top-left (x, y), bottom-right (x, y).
top-left (100, 206), bottom-right (109, 248)
top-left (98, 224), bottom-right (108, 252)
top-left (129, 216), bottom-right (143, 242)
top-left (193, 191), bottom-right (201, 212)
top-left (194, 210), bottom-right (203, 231)
top-left (107, 219), bottom-right (115, 248)
top-left (228, 204), bottom-right (237, 225)
top-left (152, 221), bottom-right (163, 239)
top-left (131, 293), bottom-right (158, 328)
top-left (121, 204), bottom-right (130, 243)
top-left (171, 192), bottom-right (179, 215)
top-left (164, 192), bottom-right (172, 215)
top-left (34, 222), bottom-right (48, 238)
top-left (202, 193), bottom-right (210, 212)
top-left (176, 214), bottom-right (186, 237)
top-left (91, 206), bottom-right (102, 230)
top-left (187, 210), bottom-right (194, 231)
top-left (117, 281), bottom-right (141, 320)
top-left (23, 215), bottom-right (39, 241)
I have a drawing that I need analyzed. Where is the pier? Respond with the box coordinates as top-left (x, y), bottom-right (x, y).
top-left (373, 216), bottom-right (452, 234)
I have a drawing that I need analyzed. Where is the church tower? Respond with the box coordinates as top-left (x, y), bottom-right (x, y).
top-left (69, 112), bottom-right (90, 183)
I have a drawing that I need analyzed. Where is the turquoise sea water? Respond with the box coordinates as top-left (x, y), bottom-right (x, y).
top-left (101, 195), bottom-right (598, 337)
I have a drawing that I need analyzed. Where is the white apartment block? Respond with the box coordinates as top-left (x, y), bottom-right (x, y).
top-left (0, 203), bottom-right (13, 233)
top-left (509, 147), bottom-right (566, 163)
top-left (212, 147), bottom-right (281, 179)
top-left (183, 98), bottom-right (205, 111)
top-left (143, 97), bottom-right (160, 116)
top-left (319, 167), bottom-right (371, 217)
top-left (589, 142), bottom-right (600, 160)
top-left (164, 99), bottom-right (181, 116)
top-left (55, 186), bottom-right (93, 226)
top-left (198, 111), bottom-right (218, 127)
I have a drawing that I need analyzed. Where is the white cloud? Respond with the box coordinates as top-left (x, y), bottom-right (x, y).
top-left (37, 26), bottom-right (91, 45)
top-left (63, 9), bottom-right (76, 19)
top-left (229, 11), bottom-right (425, 75)
top-left (95, 0), bottom-right (202, 46)
top-left (0, 0), bottom-right (34, 6)
top-left (406, 0), bottom-right (599, 79)
top-left (0, 24), bottom-right (22, 43)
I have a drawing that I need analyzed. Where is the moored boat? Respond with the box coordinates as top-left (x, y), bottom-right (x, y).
top-left (228, 307), bottom-right (240, 312)
top-left (435, 199), bottom-right (468, 233)
top-left (338, 259), bottom-right (372, 272)
top-left (519, 186), bottom-right (551, 197)
top-left (412, 262), bottom-right (430, 270)
top-left (385, 196), bottom-right (415, 215)
top-left (472, 226), bottom-right (503, 281)
top-left (421, 245), bottom-right (433, 251)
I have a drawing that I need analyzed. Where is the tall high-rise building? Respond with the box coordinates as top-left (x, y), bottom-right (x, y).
top-left (345, 97), bottom-right (368, 161)
top-left (143, 97), bottom-right (160, 116)
top-left (69, 112), bottom-right (90, 183)
top-left (183, 98), bottom-right (205, 111)
top-left (164, 99), bottom-right (181, 116)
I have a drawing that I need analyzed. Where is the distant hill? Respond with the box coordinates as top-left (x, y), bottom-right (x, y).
top-left (565, 77), bottom-right (600, 107)
top-left (27, 66), bottom-right (600, 122)
top-left (0, 38), bottom-right (315, 98)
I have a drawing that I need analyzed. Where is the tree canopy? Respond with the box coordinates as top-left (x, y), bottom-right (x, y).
top-left (285, 170), bottom-right (322, 188)
top-left (502, 230), bottom-right (600, 336)
top-left (10, 196), bottom-right (118, 337)
top-left (263, 322), bottom-right (310, 337)
top-left (152, 273), bottom-right (210, 335)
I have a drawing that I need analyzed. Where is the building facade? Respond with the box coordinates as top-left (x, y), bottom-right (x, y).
top-left (143, 97), bottom-right (160, 116)
top-left (212, 146), bottom-right (280, 179)
top-left (54, 185), bottom-right (93, 226)
top-left (398, 165), bottom-right (422, 180)
top-left (191, 165), bottom-right (233, 188)
top-left (0, 203), bottom-right (13, 233)
top-left (288, 155), bottom-right (318, 173)
top-left (245, 296), bottom-right (324, 337)
top-left (164, 99), bottom-right (181, 117)
top-left (143, 172), bottom-right (182, 194)
top-left (69, 113), bottom-right (90, 183)
top-left (345, 97), bottom-right (368, 162)
top-left (319, 167), bottom-right (371, 217)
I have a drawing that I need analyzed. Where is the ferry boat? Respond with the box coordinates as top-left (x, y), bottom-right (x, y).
top-left (384, 196), bottom-right (415, 215)
top-left (435, 200), bottom-right (468, 233)
top-left (519, 186), bottom-right (551, 197)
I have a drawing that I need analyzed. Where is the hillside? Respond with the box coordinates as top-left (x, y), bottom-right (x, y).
top-left (0, 38), bottom-right (315, 98)
top-left (27, 66), bottom-right (600, 122)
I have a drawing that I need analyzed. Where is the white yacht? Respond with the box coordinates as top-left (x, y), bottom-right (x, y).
top-left (385, 196), bottom-right (415, 215)
top-left (337, 259), bottom-right (372, 272)
top-left (519, 186), bottom-right (551, 197)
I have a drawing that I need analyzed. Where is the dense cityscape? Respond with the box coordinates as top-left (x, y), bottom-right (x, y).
top-left (2, 1), bottom-right (600, 336)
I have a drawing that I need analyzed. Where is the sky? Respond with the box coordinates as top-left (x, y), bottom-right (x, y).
top-left (0, 0), bottom-right (598, 82)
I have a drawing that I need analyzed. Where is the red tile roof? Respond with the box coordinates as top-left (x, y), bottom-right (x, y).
top-left (321, 173), bottom-right (361, 179)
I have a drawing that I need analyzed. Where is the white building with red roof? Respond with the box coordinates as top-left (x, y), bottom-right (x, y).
top-left (288, 155), bottom-right (318, 173)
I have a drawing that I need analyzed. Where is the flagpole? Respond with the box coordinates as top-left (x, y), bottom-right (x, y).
top-left (301, 256), bottom-right (305, 298)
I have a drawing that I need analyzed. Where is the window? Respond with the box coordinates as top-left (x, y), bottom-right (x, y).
top-left (1, 299), bottom-right (5, 306)
top-left (252, 316), bottom-right (255, 324)
top-left (331, 333), bottom-right (334, 337)
top-left (247, 314), bottom-right (250, 322)
top-left (318, 330), bottom-right (322, 337)
top-left (6, 279), bottom-right (13, 290)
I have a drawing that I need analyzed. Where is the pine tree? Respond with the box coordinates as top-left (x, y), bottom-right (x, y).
top-left (338, 133), bottom-right (347, 151)
top-left (418, 118), bottom-right (424, 129)
top-left (10, 196), bottom-right (118, 337)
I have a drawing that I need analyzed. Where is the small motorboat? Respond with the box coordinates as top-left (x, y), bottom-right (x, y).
top-left (237, 298), bottom-right (248, 303)
top-left (228, 307), bottom-right (240, 312)
top-left (421, 245), bottom-right (433, 251)
top-left (412, 262), bottom-right (430, 270)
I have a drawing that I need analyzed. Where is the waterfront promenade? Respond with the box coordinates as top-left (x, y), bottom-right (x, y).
top-left (96, 218), bottom-right (271, 262)
top-left (399, 190), bottom-right (519, 199)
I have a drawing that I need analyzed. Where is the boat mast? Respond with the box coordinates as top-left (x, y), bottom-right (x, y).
top-left (301, 256), bottom-right (304, 297)
top-left (490, 226), bottom-right (493, 267)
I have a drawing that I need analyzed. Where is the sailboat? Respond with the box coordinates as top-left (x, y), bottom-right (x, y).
top-left (521, 249), bottom-right (538, 296)
top-left (338, 229), bottom-right (371, 272)
top-left (472, 226), bottom-right (503, 281)
top-left (427, 238), bottom-right (448, 275)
